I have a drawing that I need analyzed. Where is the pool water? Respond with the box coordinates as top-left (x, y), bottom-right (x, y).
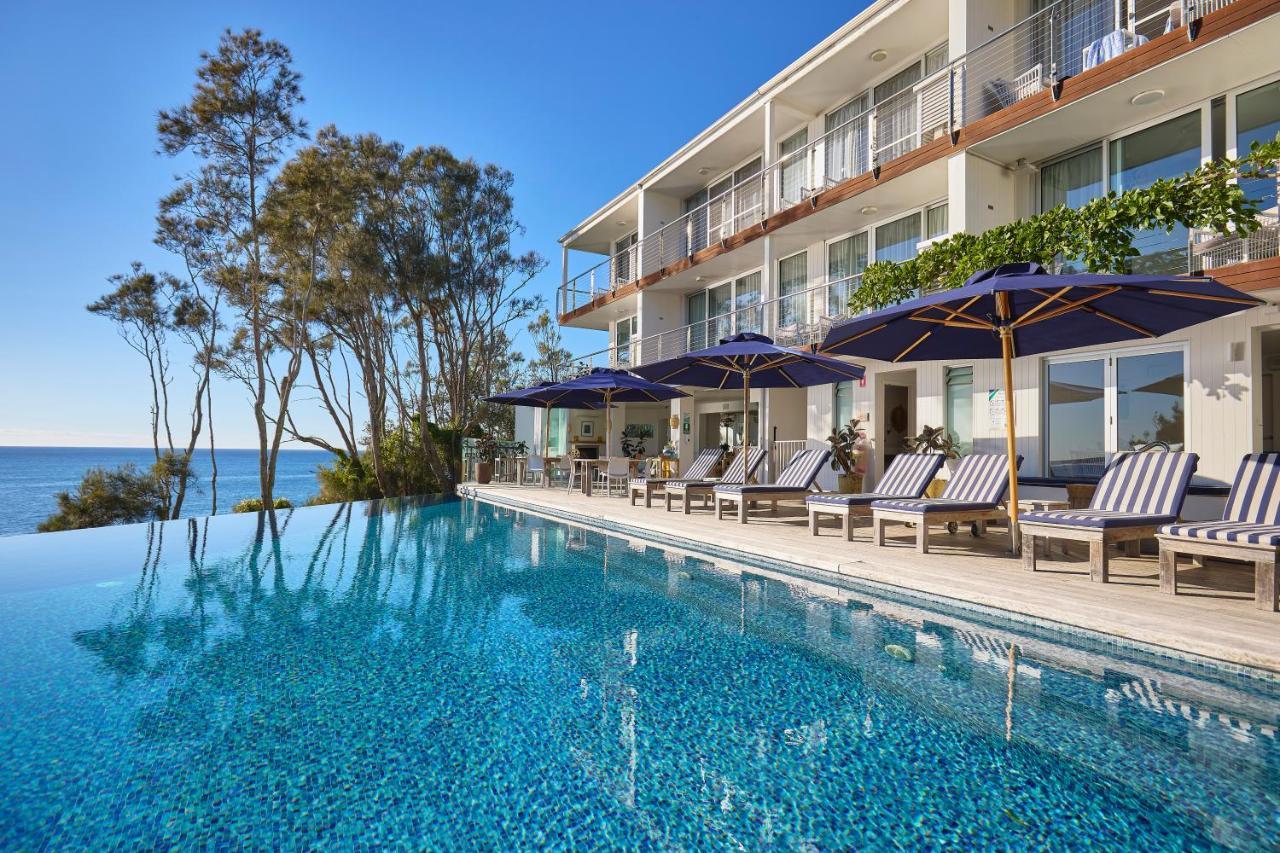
top-left (0, 498), bottom-right (1277, 849)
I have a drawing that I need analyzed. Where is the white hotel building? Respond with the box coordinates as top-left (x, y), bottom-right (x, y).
top-left (526, 0), bottom-right (1280, 513)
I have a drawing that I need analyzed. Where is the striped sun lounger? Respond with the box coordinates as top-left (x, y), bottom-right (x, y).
top-left (1021, 451), bottom-right (1198, 583)
top-left (664, 447), bottom-right (767, 514)
top-left (806, 453), bottom-right (946, 540)
top-left (628, 447), bottom-right (723, 508)
top-left (871, 453), bottom-right (1022, 553)
top-left (1158, 453), bottom-right (1280, 611)
top-left (714, 448), bottom-right (832, 524)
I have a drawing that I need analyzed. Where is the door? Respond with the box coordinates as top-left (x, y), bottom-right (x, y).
top-left (881, 382), bottom-right (914, 473)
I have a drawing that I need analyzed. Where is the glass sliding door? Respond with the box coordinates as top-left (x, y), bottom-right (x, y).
top-left (1041, 145), bottom-right (1103, 271)
top-left (613, 232), bottom-right (638, 286)
top-left (682, 188), bottom-right (708, 258)
top-left (824, 94), bottom-right (869, 183)
top-left (707, 282), bottom-right (734, 345)
top-left (1046, 358), bottom-right (1107, 477)
top-left (1116, 349), bottom-right (1185, 451)
top-left (733, 273), bottom-right (762, 335)
top-left (834, 381), bottom-right (853, 430)
top-left (827, 233), bottom-right (868, 318)
top-left (777, 253), bottom-right (808, 327)
top-left (733, 158), bottom-right (763, 233)
top-left (615, 316), bottom-right (636, 367)
top-left (874, 212), bottom-right (922, 265)
top-left (1044, 347), bottom-right (1186, 476)
top-left (1109, 111), bottom-right (1202, 273)
top-left (1237, 80), bottom-right (1280, 210)
top-left (706, 176), bottom-right (734, 244)
top-left (778, 131), bottom-right (809, 207)
top-left (686, 291), bottom-right (707, 352)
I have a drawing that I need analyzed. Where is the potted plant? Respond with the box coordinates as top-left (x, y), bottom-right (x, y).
top-left (904, 424), bottom-right (961, 497)
top-left (827, 418), bottom-right (868, 493)
top-left (475, 434), bottom-right (499, 484)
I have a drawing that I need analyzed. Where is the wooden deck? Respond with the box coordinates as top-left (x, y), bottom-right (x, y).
top-left (467, 483), bottom-right (1280, 675)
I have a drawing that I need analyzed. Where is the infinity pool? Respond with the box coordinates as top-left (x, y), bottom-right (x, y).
top-left (0, 497), bottom-right (1276, 848)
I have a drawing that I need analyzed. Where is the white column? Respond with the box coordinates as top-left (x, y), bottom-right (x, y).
top-left (762, 98), bottom-right (776, 217)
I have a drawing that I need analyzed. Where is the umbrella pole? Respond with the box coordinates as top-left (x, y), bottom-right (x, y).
top-left (999, 326), bottom-right (1020, 553)
top-left (605, 391), bottom-right (613, 459)
top-left (742, 370), bottom-right (751, 453)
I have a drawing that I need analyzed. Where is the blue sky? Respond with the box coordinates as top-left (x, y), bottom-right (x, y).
top-left (0, 0), bottom-right (863, 448)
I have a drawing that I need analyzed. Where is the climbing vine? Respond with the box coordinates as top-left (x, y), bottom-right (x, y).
top-left (850, 135), bottom-right (1280, 313)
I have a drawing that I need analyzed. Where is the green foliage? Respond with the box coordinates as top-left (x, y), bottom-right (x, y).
top-left (310, 420), bottom-right (461, 505)
top-left (39, 464), bottom-right (168, 532)
top-left (231, 497), bottom-right (294, 513)
top-left (852, 135), bottom-right (1280, 312)
top-left (827, 418), bottom-right (868, 475)
top-left (904, 425), bottom-right (960, 459)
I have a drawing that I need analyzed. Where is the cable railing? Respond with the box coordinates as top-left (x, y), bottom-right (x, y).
top-left (557, 0), bottom-right (1241, 318)
top-left (640, 171), bottom-right (768, 274)
top-left (1189, 210), bottom-right (1280, 272)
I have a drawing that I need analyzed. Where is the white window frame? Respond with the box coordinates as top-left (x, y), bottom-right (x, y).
top-left (1042, 340), bottom-right (1190, 472)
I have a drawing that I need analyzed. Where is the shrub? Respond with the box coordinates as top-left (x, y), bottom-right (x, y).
top-left (231, 497), bottom-right (294, 513)
top-left (39, 464), bottom-right (167, 532)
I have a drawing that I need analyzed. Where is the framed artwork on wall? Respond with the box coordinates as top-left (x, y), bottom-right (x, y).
top-left (580, 421), bottom-right (594, 437)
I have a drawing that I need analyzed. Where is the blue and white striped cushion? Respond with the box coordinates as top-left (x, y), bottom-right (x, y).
top-left (1159, 520), bottom-right (1280, 547)
top-left (871, 498), bottom-right (1005, 514)
top-left (1019, 509), bottom-right (1174, 529)
top-left (631, 448), bottom-right (721, 486)
top-left (719, 447), bottom-right (766, 485)
top-left (939, 454), bottom-right (1021, 504)
top-left (774, 449), bottom-right (831, 489)
top-left (1090, 451), bottom-right (1199, 516)
top-left (1222, 453), bottom-right (1280, 524)
top-left (877, 453), bottom-right (947, 497)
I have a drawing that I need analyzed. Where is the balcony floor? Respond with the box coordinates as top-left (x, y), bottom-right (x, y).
top-left (467, 482), bottom-right (1280, 675)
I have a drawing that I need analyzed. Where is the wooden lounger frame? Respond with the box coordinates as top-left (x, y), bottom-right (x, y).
top-left (1156, 534), bottom-right (1279, 611)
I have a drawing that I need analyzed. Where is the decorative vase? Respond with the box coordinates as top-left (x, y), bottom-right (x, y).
top-left (476, 462), bottom-right (493, 484)
top-left (837, 473), bottom-right (863, 494)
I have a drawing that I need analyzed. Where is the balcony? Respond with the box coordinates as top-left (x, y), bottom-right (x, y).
top-left (1190, 211), bottom-right (1280, 272)
top-left (558, 0), bottom-right (1248, 320)
top-left (565, 275), bottom-right (864, 374)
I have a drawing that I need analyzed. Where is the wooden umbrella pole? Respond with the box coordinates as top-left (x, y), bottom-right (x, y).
top-left (1000, 325), bottom-right (1020, 552)
top-left (742, 370), bottom-right (751, 452)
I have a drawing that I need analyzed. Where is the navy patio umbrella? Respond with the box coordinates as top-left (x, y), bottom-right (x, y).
top-left (630, 332), bottom-right (866, 452)
top-left (520, 368), bottom-right (689, 457)
top-left (820, 262), bottom-right (1263, 531)
top-left (484, 381), bottom-right (603, 456)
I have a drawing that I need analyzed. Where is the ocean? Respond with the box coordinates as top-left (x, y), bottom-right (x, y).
top-left (0, 446), bottom-right (333, 537)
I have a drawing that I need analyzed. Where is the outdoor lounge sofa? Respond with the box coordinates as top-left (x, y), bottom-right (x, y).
top-left (664, 447), bottom-right (767, 514)
top-left (871, 453), bottom-right (1022, 553)
top-left (806, 453), bottom-right (946, 540)
top-left (714, 448), bottom-right (832, 524)
top-left (1157, 452), bottom-right (1280, 611)
top-left (628, 447), bottom-right (723, 508)
top-left (1020, 450), bottom-right (1199, 583)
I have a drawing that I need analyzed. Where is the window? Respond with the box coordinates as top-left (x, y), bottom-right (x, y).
top-left (613, 232), bottom-right (638, 285)
top-left (546, 408), bottom-right (569, 456)
top-left (875, 211), bottom-right (922, 264)
top-left (777, 252), bottom-right (808, 327)
top-left (834, 381), bottom-right (854, 430)
top-left (825, 94), bottom-right (870, 182)
top-left (1044, 346), bottom-right (1186, 478)
top-left (827, 233), bottom-right (868, 318)
top-left (925, 203), bottom-right (949, 240)
top-left (1041, 146), bottom-right (1104, 212)
top-left (615, 316), bottom-right (637, 366)
top-left (1110, 111), bottom-right (1202, 274)
top-left (686, 272), bottom-right (762, 349)
top-left (779, 131), bottom-right (809, 206)
top-left (1237, 80), bottom-right (1280, 210)
top-left (733, 157), bottom-right (764, 232)
top-left (945, 366), bottom-right (973, 454)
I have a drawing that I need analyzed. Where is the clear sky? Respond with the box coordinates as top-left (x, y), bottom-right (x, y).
top-left (0, 0), bottom-right (864, 448)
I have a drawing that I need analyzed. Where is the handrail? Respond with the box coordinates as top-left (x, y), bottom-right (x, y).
top-left (558, 0), bottom-right (1236, 319)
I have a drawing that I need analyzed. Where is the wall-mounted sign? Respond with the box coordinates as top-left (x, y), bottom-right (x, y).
top-left (987, 388), bottom-right (1006, 430)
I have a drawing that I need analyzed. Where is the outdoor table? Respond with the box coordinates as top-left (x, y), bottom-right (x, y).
top-left (570, 458), bottom-right (605, 496)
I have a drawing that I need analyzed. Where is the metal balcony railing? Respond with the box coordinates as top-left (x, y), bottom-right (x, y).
top-left (557, 0), bottom-right (1241, 318)
top-left (1189, 211), bottom-right (1280, 272)
top-left (640, 172), bottom-right (768, 274)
